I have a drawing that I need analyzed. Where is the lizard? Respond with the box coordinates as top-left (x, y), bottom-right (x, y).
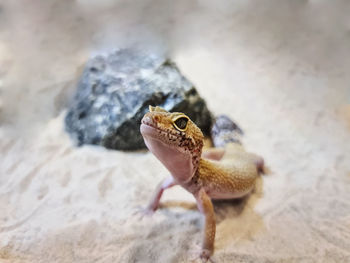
top-left (140, 106), bottom-right (264, 261)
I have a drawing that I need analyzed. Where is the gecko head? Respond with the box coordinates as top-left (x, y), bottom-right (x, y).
top-left (140, 106), bottom-right (204, 153)
top-left (140, 106), bottom-right (204, 180)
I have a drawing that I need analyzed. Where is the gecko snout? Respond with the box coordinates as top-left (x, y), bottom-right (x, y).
top-left (141, 114), bottom-right (159, 128)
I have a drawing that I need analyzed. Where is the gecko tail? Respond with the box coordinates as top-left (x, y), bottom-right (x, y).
top-left (211, 115), bottom-right (243, 147)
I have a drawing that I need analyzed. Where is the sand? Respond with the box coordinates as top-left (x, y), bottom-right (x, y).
top-left (1, 1), bottom-right (350, 262)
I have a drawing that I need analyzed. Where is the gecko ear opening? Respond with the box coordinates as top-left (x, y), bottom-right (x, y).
top-left (149, 105), bottom-right (168, 113)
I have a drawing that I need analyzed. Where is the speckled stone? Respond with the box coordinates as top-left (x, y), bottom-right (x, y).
top-left (65, 49), bottom-right (213, 150)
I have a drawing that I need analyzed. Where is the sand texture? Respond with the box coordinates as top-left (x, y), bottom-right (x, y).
top-left (1, 1), bottom-right (350, 262)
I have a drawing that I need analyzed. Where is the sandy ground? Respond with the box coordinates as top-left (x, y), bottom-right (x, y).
top-left (1, 0), bottom-right (350, 262)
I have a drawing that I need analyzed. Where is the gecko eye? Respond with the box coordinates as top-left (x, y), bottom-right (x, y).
top-left (173, 116), bottom-right (189, 131)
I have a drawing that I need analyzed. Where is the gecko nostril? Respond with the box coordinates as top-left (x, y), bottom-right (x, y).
top-left (142, 116), bottom-right (153, 125)
top-left (154, 116), bottom-right (160, 122)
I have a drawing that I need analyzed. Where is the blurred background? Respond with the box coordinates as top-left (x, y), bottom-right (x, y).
top-left (1, 1), bottom-right (350, 262)
top-left (1, 0), bottom-right (350, 130)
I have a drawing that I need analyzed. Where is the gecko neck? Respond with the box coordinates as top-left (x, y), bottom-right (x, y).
top-left (190, 146), bottom-right (202, 177)
top-left (167, 144), bottom-right (203, 184)
top-left (179, 141), bottom-right (203, 183)
top-left (143, 135), bottom-right (203, 183)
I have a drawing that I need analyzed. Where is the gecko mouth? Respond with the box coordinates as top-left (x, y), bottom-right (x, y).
top-left (140, 122), bottom-right (160, 138)
top-left (140, 118), bottom-right (159, 131)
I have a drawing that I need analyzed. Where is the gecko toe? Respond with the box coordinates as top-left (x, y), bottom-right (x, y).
top-left (133, 206), bottom-right (155, 220)
top-left (199, 249), bottom-right (213, 262)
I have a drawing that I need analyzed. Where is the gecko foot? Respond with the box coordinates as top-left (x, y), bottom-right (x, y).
top-left (199, 249), bottom-right (213, 262)
top-left (189, 245), bottom-right (215, 263)
top-left (133, 206), bottom-right (155, 220)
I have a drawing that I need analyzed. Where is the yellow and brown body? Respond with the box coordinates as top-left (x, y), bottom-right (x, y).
top-left (140, 106), bottom-right (263, 261)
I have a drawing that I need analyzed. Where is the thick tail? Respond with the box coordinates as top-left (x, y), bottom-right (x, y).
top-left (211, 115), bottom-right (243, 147)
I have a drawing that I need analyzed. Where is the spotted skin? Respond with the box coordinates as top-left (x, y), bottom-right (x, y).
top-left (140, 106), bottom-right (264, 261)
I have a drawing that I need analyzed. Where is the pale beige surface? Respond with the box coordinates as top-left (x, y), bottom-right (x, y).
top-left (1, 1), bottom-right (350, 262)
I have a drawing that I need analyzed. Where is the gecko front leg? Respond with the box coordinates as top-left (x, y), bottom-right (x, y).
top-left (195, 188), bottom-right (216, 261)
top-left (146, 176), bottom-right (176, 213)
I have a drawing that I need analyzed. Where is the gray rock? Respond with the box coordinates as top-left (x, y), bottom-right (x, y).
top-left (65, 49), bottom-right (213, 150)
